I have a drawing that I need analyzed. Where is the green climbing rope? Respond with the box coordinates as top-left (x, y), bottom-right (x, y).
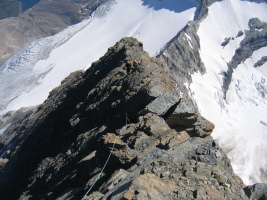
top-left (81, 136), bottom-right (117, 200)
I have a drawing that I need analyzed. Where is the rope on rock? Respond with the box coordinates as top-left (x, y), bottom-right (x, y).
top-left (81, 136), bottom-right (117, 200)
top-left (82, 92), bottom-right (129, 199)
top-left (125, 101), bottom-right (128, 126)
top-left (123, 91), bottom-right (129, 126)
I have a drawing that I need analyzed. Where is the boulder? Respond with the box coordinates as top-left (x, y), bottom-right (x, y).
top-left (99, 133), bottom-right (137, 166)
top-left (244, 183), bottom-right (267, 200)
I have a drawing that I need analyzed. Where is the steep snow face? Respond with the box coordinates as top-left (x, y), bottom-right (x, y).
top-left (190, 0), bottom-right (267, 184)
top-left (0, 0), bottom-right (198, 115)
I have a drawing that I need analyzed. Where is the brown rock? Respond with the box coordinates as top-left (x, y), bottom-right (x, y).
top-left (0, 158), bottom-right (8, 166)
top-left (102, 133), bottom-right (125, 147)
top-left (140, 113), bottom-right (171, 138)
top-left (101, 133), bottom-right (136, 165)
top-left (123, 174), bottom-right (177, 200)
top-left (159, 130), bottom-right (190, 149)
top-left (233, 174), bottom-right (246, 188)
top-left (78, 150), bottom-right (97, 164)
top-left (205, 187), bottom-right (224, 199)
top-left (194, 116), bottom-right (215, 137)
top-left (217, 174), bottom-right (227, 185)
top-left (116, 86), bottom-right (122, 92)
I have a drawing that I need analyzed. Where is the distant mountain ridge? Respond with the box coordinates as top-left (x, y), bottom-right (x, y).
top-left (0, 0), bottom-right (108, 66)
top-left (0, 0), bottom-right (41, 20)
top-left (0, 0), bottom-right (22, 20)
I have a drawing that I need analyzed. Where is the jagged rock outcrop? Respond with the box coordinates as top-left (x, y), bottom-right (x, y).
top-left (0, 0), bottom-right (108, 66)
top-left (91, 115), bottom-right (245, 200)
top-left (0, 37), bottom-right (249, 200)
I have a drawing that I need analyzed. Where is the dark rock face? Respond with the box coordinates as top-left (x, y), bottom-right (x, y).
top-left (0, 107), bottom-right (37, 160)
top-left (244, 183), bottom-right (267, 200)
top-left (195, 0), bottom-right (218, 21)
top-left (221, 37), bottom-right (232, 47)
top-left (0, 37), bottom-right (248, 200)
top-left (0, 0), bottom-right (108, 66)
top-left (156, 0), bottom-right (220, 95)
top-left (254, 56), bottom-right (267, 68)
top-left (158, 21), bottom-right (205, 90)
top-left (237, 30), bottom-right (244, 38)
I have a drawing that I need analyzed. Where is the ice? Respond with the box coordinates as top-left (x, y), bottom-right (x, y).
top-left (190, 0), bottom-right (267, 184)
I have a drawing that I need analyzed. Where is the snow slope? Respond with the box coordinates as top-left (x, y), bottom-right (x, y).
top-left (0, 0), bottom-right (198, 115)
top-left (190, 0), bottom-right (267, 185)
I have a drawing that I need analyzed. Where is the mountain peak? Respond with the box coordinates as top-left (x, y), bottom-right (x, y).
top-left (0, 37), bottom-right (254, 200)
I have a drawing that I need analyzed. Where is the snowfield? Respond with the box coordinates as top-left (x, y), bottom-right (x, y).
top-left (0, 0), bottom-right (198, 114)
top-left (190, 0), bottom-right (267, 184)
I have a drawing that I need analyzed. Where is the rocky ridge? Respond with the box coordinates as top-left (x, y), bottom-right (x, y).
top-left (0, 37), bottom-right (253, 200)
top-left (0, 1), bottom-right (266, 199)
top-left (157, 0), bottom-right (218, 94)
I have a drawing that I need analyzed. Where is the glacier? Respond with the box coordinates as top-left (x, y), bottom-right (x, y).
top-left (190, 0), bottom-right (267, 184)
top-left (0, 0), bottom-right (198, 114)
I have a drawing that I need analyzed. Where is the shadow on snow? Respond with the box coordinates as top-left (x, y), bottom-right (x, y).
top-left (142, 0), bottom-right (199, 13)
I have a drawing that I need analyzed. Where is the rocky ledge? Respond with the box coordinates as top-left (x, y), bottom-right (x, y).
top-left (0, 37), bottom-right (263, 199)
